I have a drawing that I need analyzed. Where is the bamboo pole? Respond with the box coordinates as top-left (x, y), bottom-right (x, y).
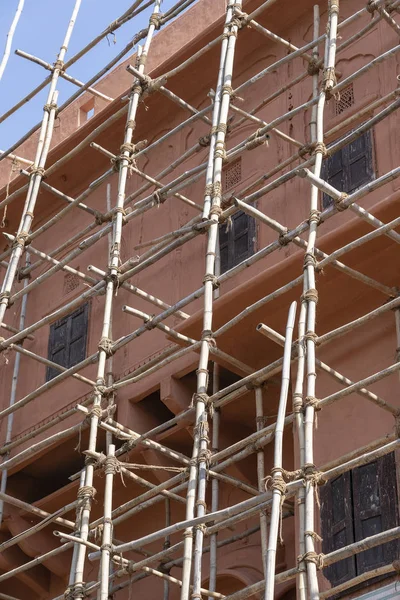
top-left (0, 253), bottom-right (30, 526)
top-left (0, 0), bottom-right (25, 81)
top-left (264, 302), bottom-right (296, 600)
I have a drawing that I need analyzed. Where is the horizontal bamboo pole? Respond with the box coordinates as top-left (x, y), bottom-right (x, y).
top-left (15, 50), bottom-right (114, 102)
top-left (0, 491), bottom-right (75, 529)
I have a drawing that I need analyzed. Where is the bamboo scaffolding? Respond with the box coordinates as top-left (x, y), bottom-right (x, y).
top-left (0, 2), bottom-right (400, 599)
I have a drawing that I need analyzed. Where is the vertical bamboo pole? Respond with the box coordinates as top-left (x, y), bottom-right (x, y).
top-left (0, 253), bottom-right (30, 526)
top-left (99, 444), bottom-right (116, 600)
top-left (67, 3), bottom-right (162, 596)
top-left (0, 0), bottom-right (25, 81)
top-left (188, 3), bottom-right (243, 599)
top-left (164, 498), bottom-right (171, 600)
top-left (255, 386), bottom-right (268, 579)
top-left (67, 471), bottom-right (86, 590)
top-left (0, 0), bottom-right (82, 328)
top-left (295, 7), bottom-right (320, 600)
top-left (208, 234), bottom-right (221, 600)
top-left (264, 301), bottom-right (296, 600)
top-left (303, 3), bottom-right (338, 599)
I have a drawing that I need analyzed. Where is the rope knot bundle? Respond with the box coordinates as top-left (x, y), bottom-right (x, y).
top-left (313, 141), bottom-right (327, 157)
top-left (307, 57), bottom-right (320, 76)
top-left (304, 396), bottom-right (321, 412)
top-left (301, 288), bottom-right (319, 304)
top-left (104, 455), bottom-right (120, 475)
top-left (30, 166), bottom-right (46, 178)
top-left (209, 204), bottom-right (223, 218)
top-left (98, 336), bottom-right (114, 357)
top-left (197, 448), bottom-right (212, 468)
top-left (77, 485), bottom-right (96, 500)
top-left (366, 0), bottom-right (376, 14)
top-left (43, 102), bottom-right (58, 114)
top-left (212, 181), bottom-right (222, 199)
top-left (303, 252), bottom-right (317, 269)
top-left (54, 59), bottom-right (65, 72)
top-left (293, 392), bottom-right (303, 413)
top-left (334, 192), bottom-right (348, 212)
top-left (303, 330), bottom-right (319, 345)
top-left (278, 229), bottom-right (289, 247)
top-left (13, 232), bottom-right (30, 249)
top-left (199, 134), bottom-right (211, 147)
top-left (64, 582), bottom-right (87, 599)
top-left (298, 551), bottom-right (324, 569)
top-left (308, 209), bottom-right (321, 225)
top-left (203, 273), bottom-right (220, 289)
top-left (149, 12), bottom-right (163, 29)
top-left (246, 128), bottom-right (269, 151)
top-left (153, 190), bottom-right (167, 205)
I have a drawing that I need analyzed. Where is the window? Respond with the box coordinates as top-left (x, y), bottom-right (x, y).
top-left (335, 84), bottom-right (355, 116)
top-left (320, 453), bottom-right (399, 589)
top-left (219, 210), bottom-right (255, 274)
top-left (321, 130), bottom-right (374, 209)
top-left (46, 303), bottom-right (89, 381)
top-left (224, 158), bottom-right (242, 191)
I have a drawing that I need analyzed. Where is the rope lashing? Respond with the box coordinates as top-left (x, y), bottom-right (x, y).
top-left (89, 405), bottom-right (103, 419)
top-left (304, 396), bottom-right (321, 412)
top-left (104, 455), bottom-right (120, 475)
top-left (77, 485), bottom-right (97, 499)
top-left (209, 204), bottom-right (223, 218)
top-left (0, 291), bottom-right (11, 302)
top-left (302, 463), bottom-right (327, 507)
top-left (149, 12), bottom-right (163, 29)
top-left (334, 192), bottom-right (348, 212)
top-left (43, 102), bottom-right (58, 114)
top-left (212, 181), bottom-right (222, 198)
top-left (197, 448), bottom-right (212, 469)
top-left (329, 0), bottom-right (339, 14)
top-left (301, 288), bottom-right (319, 304)
top-left (214, 140), bottom-right (227, 161)
top-left (204, 183), bottom-right (213, 196)
top-left (98, 337), bottom-right (114, 357)
top-left (303, 330), bottom-right (320, 345)
top-left (308, 209), bottom-right (321, 225)
top-left (12, 232), bottom-right (30, 249)
top-left (366, 0), bottom-right (377, 14)
top-left (304, 252), bottom-right (317, 269)
top-left (64, 582), bottom-right (87, 599)
top-left (305, 530), bottom-right (323, 542)
top-left (191, 392), bottom-right (214, 417)
top-left (199, 134), bottom-right (211, 147)
top-left (278, 228), bottom-right (290, 247)
top-left (30, 166), bottom-right (46, 177)
top-left (194, 522), bottom-right (208, 535)
top-left (265, 468), bottom-right (287, 543)
top-left (246, 128), bottom-right (269, 151)
top-left (293, 392), bottom-right (303, 413)
top-left (143, 314), bottom-right (156, 330)
top-left (53, 59), bottom-right (65, 72)
top-left (313, 141), bottom-right (327, 157)
top-left (307, 57), bottom-right (321, 76)
top-left (297, 551), bottom-right (324, 569)
top-left (203, 273), bottom-right (220, 289)
top-left (125, 119), bottom-right (136, 132)
top-left (153, 190), bottom-right (168, 205)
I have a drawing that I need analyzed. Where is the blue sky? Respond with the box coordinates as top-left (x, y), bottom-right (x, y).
top-left (0, 0), bottom-right (177, 150)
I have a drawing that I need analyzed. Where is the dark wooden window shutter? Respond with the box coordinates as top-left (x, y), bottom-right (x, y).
top-left (47, 303), bottom-right (89, 381)
top-left (219, 209), bottom-right (255, 274)
top-left (320, 453), bottom-right (399, 591)
top-left (320, 471), bottom-right (356, 586)
top-left (321, 130), bottom-right (374, 209)
top-left (352, 452), bottom-right (399, 575)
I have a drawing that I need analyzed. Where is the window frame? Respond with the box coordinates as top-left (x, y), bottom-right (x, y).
top-left (218, 208), bottom-right (256, 274)
top-left (46, 302), bottom-right (89, 382)
top-left (320, 452), bottom-right (399, 595)
top-left (321, 129), bottom-right (375, 210)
